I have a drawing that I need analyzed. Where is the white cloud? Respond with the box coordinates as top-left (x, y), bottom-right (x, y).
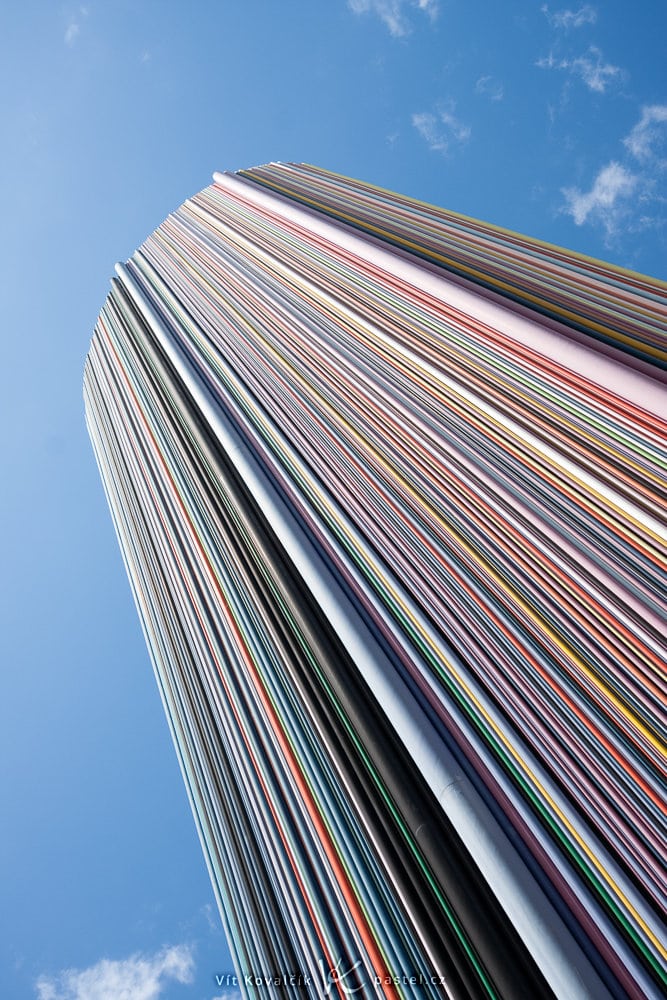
top-left (347, 0), bottom-right (438, 37)
top-left (36, 945), bottom-right (194, 1000)
top-left (562, 161), bottom-right (638, 234)
top-left (570, 48), bottom-right (620, 92)
top-left (541, 5), bottom-right (597, 29)
top-left (413, 0), bottom-right (439, 20)
top-left (560, 102), bottom-right (667, 240)
top-left (412, 103), bottom-right (471, 154)
top-left (64, 6), bottom-right (88, 46)
top-left (623, 105), bottom-right (667, 162)
top-left (475, 75), bottom-right (504, 102)
top-left (64, 22), bottom-right (80, 45)
top-left (536, 52), bottom-right (560, 73)
top-left (201, 902), bottom-right (218, 933)
top-left (536, 46), bottom-right (620, 93)
top-left (412, 113), bottom-right (446, 151)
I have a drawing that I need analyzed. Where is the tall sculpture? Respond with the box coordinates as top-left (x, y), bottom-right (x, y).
top-left (85, 164), bottom-right (667, 999)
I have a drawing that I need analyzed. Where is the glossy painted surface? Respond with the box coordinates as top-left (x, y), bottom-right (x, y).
top-left (84, 165), bottom-right (666, 999)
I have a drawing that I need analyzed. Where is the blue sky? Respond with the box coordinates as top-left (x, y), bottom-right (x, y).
top-left (0, 2), bottom-right (664, 998)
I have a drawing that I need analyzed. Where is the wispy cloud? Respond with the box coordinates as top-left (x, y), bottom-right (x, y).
top-left (623, 104), bottom-right (667, 162)
top-left (475, 75), bottom-right (504, 102)
top-left (36, 945), bottom-right (194, 1000)
top-left (64, 22), bottom-right (80, 45)
top-left (64, 6), bottom-right (88, 47)
top-left (347, 0), bottom-right (438, 38)
top-left (413, 0), bottom-right (439, 19)
top-left (561, 102), bottom-right (667, 240)
top-left (541, 5), bottom-right (597, 29)
top-left (202, 902), bottom-right (218, 933)
top-left (412, 102), bottom-right (471, 154)
top-left (412, 113), bottom-right (447, 151)
top-left (536, 46), bottom-right (621, 93)
top-left (562, 162), bottom-right (637, 234)
top-left (570, 48), bottom-right (621, 92)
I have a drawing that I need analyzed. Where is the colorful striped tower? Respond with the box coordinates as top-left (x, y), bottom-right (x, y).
top-left (84, 164), bottom-right (667, 1000)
